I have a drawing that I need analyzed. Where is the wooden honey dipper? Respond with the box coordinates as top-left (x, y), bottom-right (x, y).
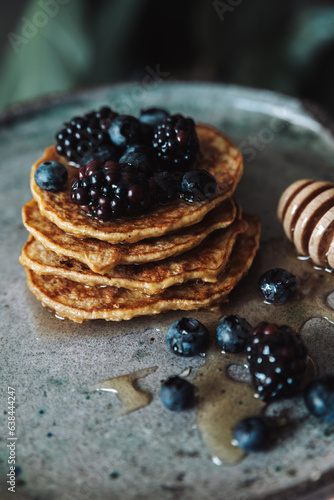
top-left (278, 179), bottom-right (334, 269)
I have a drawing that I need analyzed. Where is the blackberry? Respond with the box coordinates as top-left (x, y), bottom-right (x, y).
top-left (55, 106), bottom-right (118, 164)
top-left (304, 374), bottom-right (334, 421)
top-left (233, 417), bottom-right (273, 453)
top-left (34, 161), bottom-right (68, 192)
top-left (152, 113), bottom-right (199, 171)
top-left (180, 169), bottom-right (217, 203)
top-left (160, 376), bottom-right (195, 411)
top-left (216, 314), bottom-right (252, 353)
top-left (258, 268), bottom-right (297, 304)
top-left (247, 322), bottom-right (308, 402)
top-left (166, 317), bottom-right (210, 356)
top-left (71, 160), bottom-right (157, 221)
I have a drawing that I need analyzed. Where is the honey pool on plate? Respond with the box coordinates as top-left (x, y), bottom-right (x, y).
top-left (92, 235), bottom-right (331, 466)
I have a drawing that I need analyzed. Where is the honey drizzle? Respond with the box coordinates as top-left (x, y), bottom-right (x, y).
top-left (94, 366), bottom-right (158, 417)
top-left (94, 238), bottom-right (334, 465)
top-left (195, 348), bottom-right (265, 465)
top-left (194, 237), bottom-right (333, 466)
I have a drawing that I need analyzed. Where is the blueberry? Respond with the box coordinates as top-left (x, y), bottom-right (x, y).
top-left (79, 145), bottom-right (121, 166)
top-left (233, 417), bottom-right (272, 453)
top-left (180, 169), bottom-right (217, 202)
top-left (34, 161), bottom-right (68, 192)
top-left (160, 376), bottom-right (195, 411)
top-left (139, 107), bottom-right (169, 127)
top-left (216, 315), bottom-right (252, 353)
top-left (119, 152), bottom-right (153, 176)
top-left (166, 317), bottom-right (210, 356)
top-left (108, 115), bottom-right (143, 147)
top-left (304, 374), bottom-right (334, 421)
top-left (153, 171), bottom-right (178, 203)
top-left (258, 268), bottom-right (297, 304)
top-left (125, 144), bottom-right (153, 158)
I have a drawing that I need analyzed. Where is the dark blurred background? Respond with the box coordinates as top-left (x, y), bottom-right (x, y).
top-left (1, 0), bottom-right (334, 116)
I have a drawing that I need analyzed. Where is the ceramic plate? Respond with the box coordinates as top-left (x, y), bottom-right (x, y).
top-left (1, 82), bottom-right (334, 500)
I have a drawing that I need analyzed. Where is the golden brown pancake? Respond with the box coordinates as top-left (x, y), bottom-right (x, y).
top-left (22, 198), bottom-right (237, 274)
top-left (24, 214), bottom-right (260, 322)
top-left (20, 214), bottom-right (247, 294)
top-left (30, 125), bottom-right (243, 244)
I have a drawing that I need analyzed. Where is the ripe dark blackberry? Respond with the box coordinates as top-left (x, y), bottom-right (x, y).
top-left (152, 113), bottom-right (199, 171)
top-left (55, 106), bottom-right (119, 164)
top-left (71, 160), bottom-right (157, 221)
top-left (247, 322), bottom-right (308, 402)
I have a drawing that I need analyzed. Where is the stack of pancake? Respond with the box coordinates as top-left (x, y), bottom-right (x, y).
top-left (19, 124), bottom-right (261, 322)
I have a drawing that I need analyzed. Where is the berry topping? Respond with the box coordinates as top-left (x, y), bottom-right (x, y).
top-left (56, 106), bottom-right (118, 164)
top-left (233, 417), bottom-right (273, 453)
top-left (153, 171), bottom-right (178, 204)
top-left (34, 161), bottom-right (68, 192)
top-left (247, 322), bottom-right (308, 402)
top-left (180, 169), bottom-right (217, 202)
top-left (152, 113), bottom-right (199, 171)
top-left (166, 317), bottom-right (210, 356)
top-left (119, 151), bottom-right (153, 176)
top-left (79, 145), bottom-right (121, 166)
top-left (56, 108), bottom-right (221, 220)
top-left (71, 160), bottom-right (156, 221)
top-left (160, 376), bottom-right (195, 411)
top-left (139, 107), bottom-right (169, 127)
top-left (258, 268), bottom-right (297, 304)
top-left (124, 143), bottom-right (153, 158)
top-left (108, 115), bottom-right (145, 147)
top-left (304, 374), bottom-right (334, 421)
top-left (216, 315), bottom-right (252, 353)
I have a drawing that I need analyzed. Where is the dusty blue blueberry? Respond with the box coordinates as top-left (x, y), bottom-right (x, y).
top-left (79, 145), bottom-right (120, 166)
top-left (108, 115), bottom-right (143, 147)
top-left (258, 268), bottom-right (297, 304)
top-left (233, 417), bottom-right (272, 453)
top-left (166, 317), bottom-right (210, 356)
top-left (139, 107), bottom-right (169, 127)
top-left (304, 375), bottom-right (334, 422)
top-left (160, 376), bottom-right (195, 411)
top-left (34, 161), bottom-right (67, 192)
top-left (119, 151), bottom-right (153, 176)
top-left (180, 169), bottom-right (217, 202)
top-left (216, 314), bottom-right (252, 353)
top-left (124, 143), bottom-right (153, 158)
